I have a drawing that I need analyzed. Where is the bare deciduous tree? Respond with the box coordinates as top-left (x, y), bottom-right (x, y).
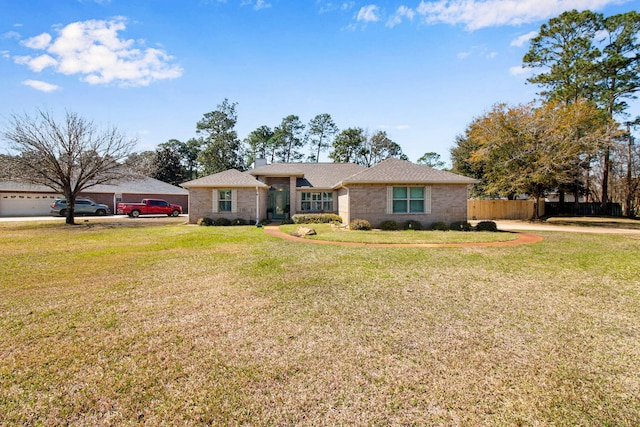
top-left (2, 109), bottom-right (136, 224)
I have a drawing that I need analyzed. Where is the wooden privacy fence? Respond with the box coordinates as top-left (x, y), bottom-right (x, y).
top-left (468, 200), bottom-right (540, 220)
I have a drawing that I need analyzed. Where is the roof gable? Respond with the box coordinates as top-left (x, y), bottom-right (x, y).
top-left (339, 158), bottom-right (478, 185)
top-left (181, 169), bottom-right (268, 188)
top-left (250, 163), bottom-right (366, 188)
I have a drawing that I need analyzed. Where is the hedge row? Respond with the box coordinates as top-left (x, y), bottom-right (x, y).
top-left (197, 217), bottom-right (254, 226)
top-left (291, 213), bottom-right (342, 224)
top-left (348, 219), bottom-right (498, 232)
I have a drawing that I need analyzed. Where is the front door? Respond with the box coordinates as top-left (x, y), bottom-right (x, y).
top-left (268, 184), bottom-right (290, 219)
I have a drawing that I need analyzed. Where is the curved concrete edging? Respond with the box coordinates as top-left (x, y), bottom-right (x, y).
top-left (263, 226), bottom-right (543, 248)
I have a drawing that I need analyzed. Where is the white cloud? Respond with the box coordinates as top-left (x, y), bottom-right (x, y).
top-left (457, 45), bottom-right (497, 59)
top-left (14, 18), bottom-right (183, 87)
top-left (510, 30), bottom-right (537, 47)
top-left (22, 79), bottom-right (61, 92)
top-left (416, 0), bottom-right (626, 30)
top-left (21, 32), bottom-right (52, 49)
top-left (254, 0), bottom-right (272, 10)
top-left (2, 30), bottom-right (21, 40)
top-left (318, 1), bottom-right (356, 13)
top-left (509, 65), bottom-right (532, 77)
top-left (15, 53), bottom-right (58, 72)
top-left (1, 50), bottom-right (10, 59)
top-left (357, 5), bottom-right (380, 23)
top-left (387, 6), bottom-right (416, 28)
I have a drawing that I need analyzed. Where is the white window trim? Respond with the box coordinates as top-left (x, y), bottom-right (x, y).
top-left (300, 191), bottom-right (334, 212)
top-left (212, 189), bottom-right (237, 213)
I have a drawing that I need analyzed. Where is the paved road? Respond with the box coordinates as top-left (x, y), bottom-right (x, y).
top-left (0, 214), bottom-right (187, 222)
top-left (494, 220), bottom-right (640, 235)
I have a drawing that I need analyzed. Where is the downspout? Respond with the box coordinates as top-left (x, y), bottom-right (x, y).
top-left (255, 186), bottom-right (260, 225)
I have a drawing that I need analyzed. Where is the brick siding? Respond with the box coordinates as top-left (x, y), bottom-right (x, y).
top-left (345, 184), bottom-right (468, 228)
top-left (188, 187), bottom-right (264, 224)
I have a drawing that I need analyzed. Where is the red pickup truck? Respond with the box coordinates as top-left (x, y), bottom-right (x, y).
top-left (117, 199), bottom-right (182, 218)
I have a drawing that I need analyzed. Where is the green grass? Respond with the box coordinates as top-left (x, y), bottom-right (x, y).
top-left (280, 223), bottom-right (519, 244)
top-left (1, 219), bottom-right (639, 426)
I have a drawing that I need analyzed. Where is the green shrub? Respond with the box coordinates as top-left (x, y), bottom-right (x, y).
top-left (402, 220), bottom-right (423, 230)
top-left (197, 217), bottom-right (215, 226)
top-left (449, 220), bottom-right (472, 231)
top-left (476, 221), bottom-right (498, 232)
top-left (291, 213), bottom-right (342, 224)
top-left (350, 218), bottom-right (371, 230)
top-left (232, 218), bottom-right (247, 226)
top-left (429, 221), bottom-right (448, 231)
top-left (215, 217), bottom-right (231, 226)
top-left (379, 220), bottom-right (399, 231)
top-left (280, 218), bottom-right (294, 225)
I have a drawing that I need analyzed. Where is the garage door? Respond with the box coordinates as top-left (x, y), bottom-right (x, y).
top-left (0, 193), bottom-right (60, 216)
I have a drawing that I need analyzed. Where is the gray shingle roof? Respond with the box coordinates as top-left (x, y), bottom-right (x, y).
top-left (181, 169), bottom-right (268, 188)
top-left (0, 177), bottom-right (188, 194)
top-left (250, 163), bottom-right (366, 188)
top-left (339, 158), bottom-right (478, 185)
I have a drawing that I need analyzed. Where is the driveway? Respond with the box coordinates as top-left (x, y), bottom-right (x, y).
top-left (493, 220), bottom-right (640, 236)
top-left (0, 215), bottom-right (187, 222)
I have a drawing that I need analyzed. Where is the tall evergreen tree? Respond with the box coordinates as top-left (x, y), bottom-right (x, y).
top-left (196, 99), bottom-right (245, 174)
top-left (273, 115), bottom-right (305, 163)
top-left (524, 10), bottom-right (640, 208)
top-left (306, 113), bottom-right (338, 162)
top-left (152, 145), bottom-right (185, 186)
top-left (329, 128), bottom-right (366, 163)
top-left (244, 125), bottom-right (275, 166)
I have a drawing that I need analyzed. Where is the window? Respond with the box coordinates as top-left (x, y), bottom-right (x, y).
top-left (388, 186), bottom-right (430, 214)
top-left (212, 189), bottom-right (236, 213)
top-left (301, 191), bottom-right (333, 211)
top-left (218, 190), bottom-right (232, 212)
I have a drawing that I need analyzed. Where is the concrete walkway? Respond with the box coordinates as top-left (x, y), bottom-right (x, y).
top-left (263, 225), bottom-right (544, 248)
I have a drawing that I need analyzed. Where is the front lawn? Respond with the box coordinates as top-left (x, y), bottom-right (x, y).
top-left (1, 220), bottom-right (639, 425)
top-left (279, 223), bottom-right (519, 244)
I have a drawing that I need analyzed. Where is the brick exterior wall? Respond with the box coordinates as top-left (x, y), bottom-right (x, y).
top-left (345, 184), bottom-right (469, 228)
top-left (187, 187), bottom-right (264, 224)
top-left (188, 183), bottom-right (469, 227)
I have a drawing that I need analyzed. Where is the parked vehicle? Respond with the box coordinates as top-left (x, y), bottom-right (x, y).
top-left (116, 199), bottom-right (182, 218)
top-left (50, 199), bottom-right (111, 216)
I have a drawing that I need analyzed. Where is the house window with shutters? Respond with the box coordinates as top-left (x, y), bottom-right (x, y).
top-left (212, 189), bottom-right (237, 213)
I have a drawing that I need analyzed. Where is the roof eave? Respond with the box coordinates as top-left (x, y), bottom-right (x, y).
top-left (182, 183), bottom-right (268, 189)
top-left (340, 180), bottom-right (479, 185)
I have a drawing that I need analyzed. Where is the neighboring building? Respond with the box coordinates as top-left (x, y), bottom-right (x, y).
top-left (182, 158), bottom-right (477, 227)
top-left (0, 177), bottom-right (188, 216)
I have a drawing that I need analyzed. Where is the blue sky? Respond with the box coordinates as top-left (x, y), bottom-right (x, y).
top-left (1, 0), bottom-right (638, 165)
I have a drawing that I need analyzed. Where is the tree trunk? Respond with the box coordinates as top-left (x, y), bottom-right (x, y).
top-left (601, 146), bottom-right (610, 211)
top-left (65, 208), bottom-right (75, 225)
top-left (64, 191), bottom-right (76, 225)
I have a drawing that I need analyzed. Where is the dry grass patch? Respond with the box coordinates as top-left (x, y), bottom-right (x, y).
top-left (1, 224), bottom-right (639, 425)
